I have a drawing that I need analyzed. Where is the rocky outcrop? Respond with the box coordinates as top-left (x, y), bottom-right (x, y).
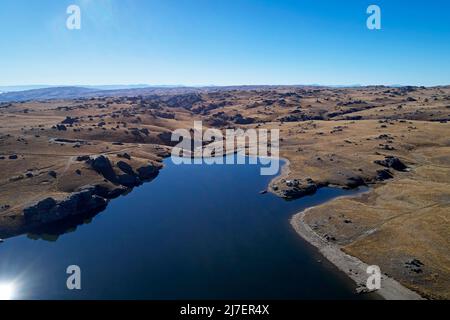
top-left (48, 170), bottom-right (57, 178)
top-left (233, 114), bottom-right (255, 125)
top-left (279, 113), bottom-right (324, 122)
top-left (117, 161), bottom-right (135, 175)
top-left (375, 156), bottom-right (408, 171)
top-left (89, 155), bottom-right (117, 181)
top-left (61, 116), bottom-right (78, 125)
top-left (158, 132), bottom-right (177, 146)
top-left (117, 174), bottom-right (141, 188)
top-left (91, 185), bottom-right (127, 199)
top-left (405, 258), bottom-right (424, 274)
top-left (137, 165), bottom-right (159, 180)
top-left (375, 169), bottom-right (394, 181)
top-left (165, 93), bottom-right (202, 109)
top-left (76, 155), bottom-right (90, 162)
top-left (87, 155), bottom-right (160, 188)
top-left (280, 179), bottom-right (318, 200)
top-left (276, 173), bottom-right (368, 200)
top-left (117, 152), bottom-right (131, 160)
top-left (22, 154), bottom-right (162, 227)
top-left (22, 182), bottom-right (134, 225)
top-left (23, 188), bottom-right (108, 224)
top-left (283, 184), bottom-right (318, 199)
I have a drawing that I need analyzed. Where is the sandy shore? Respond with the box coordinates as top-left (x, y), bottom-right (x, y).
top-left (290, 203), bottom-right (425, 300)
top-left (268, 154), bottom-right (427, 300)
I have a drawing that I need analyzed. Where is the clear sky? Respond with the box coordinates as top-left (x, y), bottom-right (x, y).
top-left (0, 0), bottom-right (449, 86)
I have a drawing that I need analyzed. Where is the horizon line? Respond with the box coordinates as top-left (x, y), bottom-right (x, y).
top-left (1, 83), bottom-right (449, 90)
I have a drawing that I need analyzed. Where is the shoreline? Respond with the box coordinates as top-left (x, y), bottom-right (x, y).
top-left (0, 151), bottom-right (429, 299)
top-left (269, 157), bottom-right (425, 300)
top-left (171, 153), bottom-right (427, 299)
top-left (0, 153), bottom-right (168, 240)
top-left (290, 194), bottom-right (425, 300)
top-left (268, 156), bottom-right (290, 194)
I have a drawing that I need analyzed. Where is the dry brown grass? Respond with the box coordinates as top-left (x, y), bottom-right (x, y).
top-left (0, 86), bottom-right (449, 298)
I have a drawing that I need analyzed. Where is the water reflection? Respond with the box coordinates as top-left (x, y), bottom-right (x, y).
top-left (26, 211), bottom-right (99, 242)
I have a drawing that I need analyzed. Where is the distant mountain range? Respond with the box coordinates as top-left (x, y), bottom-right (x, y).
top-left (0, 84), bottom-right (226, 102)
top-left (0, 84), bottom-right (153, 93)
top-left (0, 86), bottom-right (99, 102)
top-left (0, 85), bottom-right (190, 103)
top-left (0, 84), bottom-right (443, 103)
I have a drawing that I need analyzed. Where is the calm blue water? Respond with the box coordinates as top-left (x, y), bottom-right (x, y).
top-left (0, 156), bottom-right (370, 299)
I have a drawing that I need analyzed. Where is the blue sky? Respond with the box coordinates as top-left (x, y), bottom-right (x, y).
top-left (0, 0), bottom-right (449, 86)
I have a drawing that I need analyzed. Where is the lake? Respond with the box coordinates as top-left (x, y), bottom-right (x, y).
top-left (0, 155), bottom-right (371, 299)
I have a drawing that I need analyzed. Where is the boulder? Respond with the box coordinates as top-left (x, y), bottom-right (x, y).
top-left (286, 179), bottom-right (300, 187)
top-left (76, 155), bottom-right (90, 162)
top-left (117, 152), bottom-right (131, 160)
top-left (137, 165), bottom-right (159, 180)
top-left (117, 174), bottom-right (141, 188)
top-left (158, 132), bottom-right (176, 146)
top-left (61, 116), bottom-right (77, 125)
top-left (117, 161), bottom-right (135, 175)
top-left (90, 155), bottom-right (117, 182)
top-left (374, 156), bottom-right (408, 171)
top-left (140, 128), bottom-right (150, 136)
top-left (405, 259), bottom-right (424, 273)
top-left (48, 170), bottom-right (57, 178)
top-left (376, 169), bottom-right (393, 181)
